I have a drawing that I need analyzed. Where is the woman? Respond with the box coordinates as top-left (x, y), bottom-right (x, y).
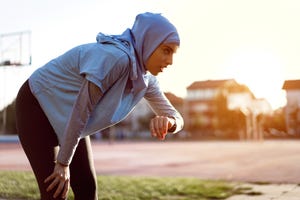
top-left (16, 12), bottom-right (184, 200)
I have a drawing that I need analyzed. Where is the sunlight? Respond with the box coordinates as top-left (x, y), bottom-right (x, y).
top-left (225, 47), bottom-right (286, 110)
top-left (0, 66), bottom-right (34, 110)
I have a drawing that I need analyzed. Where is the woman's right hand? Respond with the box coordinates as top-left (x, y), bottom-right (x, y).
top-left (150, 116), bottom-right (174, 140)
top-left (44, 162), bottom-right (70, 199)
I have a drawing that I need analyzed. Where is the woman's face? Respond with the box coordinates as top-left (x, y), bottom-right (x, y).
top-left (145, 43), bottom-right (178, 76)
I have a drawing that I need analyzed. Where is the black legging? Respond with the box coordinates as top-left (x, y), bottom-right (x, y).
top-left (16, 80), bottom-right (98, 200)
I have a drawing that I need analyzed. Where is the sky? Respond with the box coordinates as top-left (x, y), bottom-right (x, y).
top-left (1, 0), bottom-right (300, 110)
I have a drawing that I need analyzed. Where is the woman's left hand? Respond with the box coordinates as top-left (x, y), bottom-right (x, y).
top-left (44, 162), bottom-right (70, 199)
top-left (150, 116), bottom-right (175, 140)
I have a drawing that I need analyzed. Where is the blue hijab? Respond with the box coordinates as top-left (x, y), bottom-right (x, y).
top-left (96, 12), bottom-right (180, 93)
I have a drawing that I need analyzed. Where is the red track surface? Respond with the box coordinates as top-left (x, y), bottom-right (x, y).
top-left (1, 140), bottom-right (299, 183)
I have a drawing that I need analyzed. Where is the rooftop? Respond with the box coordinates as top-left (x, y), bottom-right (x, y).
top-left (282, 79), bottom-right (300, 90)
top-left (187, 79), bottom-right (237, 90)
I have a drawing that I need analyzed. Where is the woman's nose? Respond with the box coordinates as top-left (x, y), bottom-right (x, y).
top-left (166, 55), bottom-right (173, 65)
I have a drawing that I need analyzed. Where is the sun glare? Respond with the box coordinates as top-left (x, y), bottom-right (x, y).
top-left (225, 48), bottom-right (286, 110)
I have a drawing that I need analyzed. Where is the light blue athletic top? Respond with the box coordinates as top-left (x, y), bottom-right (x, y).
top-left (29, 13), bottom-right (183, 145)
top-left (29, 42), bottom-right (143, 142)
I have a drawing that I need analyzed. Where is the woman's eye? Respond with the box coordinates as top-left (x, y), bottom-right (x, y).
top-left (163, 48), bottom-right (171, 54)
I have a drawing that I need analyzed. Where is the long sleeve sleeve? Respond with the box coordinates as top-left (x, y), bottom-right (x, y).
top-left (56, 79), bottom-right (103, 165)
top-left (144, 76), bottom-right (184, 133)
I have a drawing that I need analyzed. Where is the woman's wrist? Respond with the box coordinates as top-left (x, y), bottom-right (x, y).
top-left (56, 160), bottom-right (69, 167)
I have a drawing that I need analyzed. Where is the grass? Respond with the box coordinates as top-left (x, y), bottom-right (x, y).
top-left (0, 171), bottom-right (253, 200)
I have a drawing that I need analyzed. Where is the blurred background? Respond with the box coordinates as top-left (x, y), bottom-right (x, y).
top-left (1, 0), bottom-right (300, 141)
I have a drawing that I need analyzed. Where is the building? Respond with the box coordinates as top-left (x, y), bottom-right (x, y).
top-left (282, 79), bottom-right (300, 135)
top-left (185, 79), bottom-right (238, 137)
top-left (185, 79), bottom-right (271, 139)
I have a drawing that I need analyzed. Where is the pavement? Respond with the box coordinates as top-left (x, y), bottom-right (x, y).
top-left (227, 183), bottom-right (300, 200)
top-left (0, 136), bottom-right (300, 199)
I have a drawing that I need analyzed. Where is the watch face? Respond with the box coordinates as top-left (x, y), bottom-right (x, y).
top-left (168, 123), bottom-right (177, 132)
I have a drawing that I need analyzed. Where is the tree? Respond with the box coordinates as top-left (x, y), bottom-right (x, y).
top-left (0, 100), bottom-right (17, 134)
